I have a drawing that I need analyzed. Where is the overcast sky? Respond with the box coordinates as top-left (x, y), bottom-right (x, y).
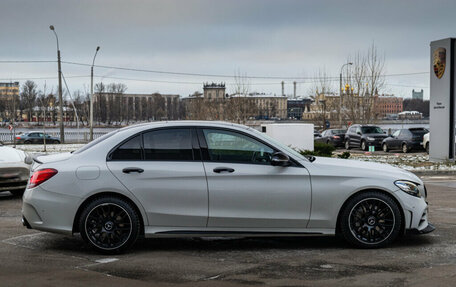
top-left (1, 0), bottom-right (455, 99)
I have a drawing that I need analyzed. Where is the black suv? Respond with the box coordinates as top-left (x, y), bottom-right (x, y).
top-left (345, 124), bottom-right (387, 151)
top-left (381, 128), bottom-right (428, 153)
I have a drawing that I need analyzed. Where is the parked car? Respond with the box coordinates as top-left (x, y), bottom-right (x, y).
top-left (16, 132), bottom-right (60, 144)
top-left (22, 121), bottom-right (433, 253)
top-left (423, 133), bottom-right (430, 154)
top-left (313, 129), bottom-right (321, 138)
top-left (0, 146), bottom-right (33, 196)
top-left (315, 129), bottom-right (346, 147)
top-left (382, 128), bottom-right (428, 153)
top-left (345, 124), bottom-right (388, 151)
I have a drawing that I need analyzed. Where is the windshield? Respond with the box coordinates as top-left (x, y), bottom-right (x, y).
top-left (410, 128), bottom-right (428, 135)
top-left (250, 129), bottom-right (308, 162)
top-left (361, 126), bottom-right (383, 134)
top-left (73, 129), bottom-right (119, 154)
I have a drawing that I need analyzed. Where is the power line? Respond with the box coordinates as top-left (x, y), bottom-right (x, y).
top-left (62, 60), bottom-right (430, 80)
top-left (0, 60), bottom-right (56, 63)
top-left (0, 75), bottom-right (89, 81)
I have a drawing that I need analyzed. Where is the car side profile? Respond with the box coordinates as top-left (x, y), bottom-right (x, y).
top-left (382, 128), bottom-right (428, 153)
top-left (315, 129), bottom-right (346, 147)
top-left (16, 132), bottom-right (61, 144)
top-left (345, 124), bottom-right (387, 151)
top-left (22, 121), bottom-right (433, 253)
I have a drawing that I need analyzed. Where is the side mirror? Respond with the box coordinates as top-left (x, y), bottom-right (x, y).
top-left (271, 152), bottom-right (290, 167)
top-left (356, 131), bottom-right (362, 135)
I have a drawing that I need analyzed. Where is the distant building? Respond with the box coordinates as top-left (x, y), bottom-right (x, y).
top-left (0, 82), bottom-right (19, 98)
top-left (230, 92), bottom-right (288, 119)
top-left (287, 98), bottom-right (312, 120)
top-left (412, 89), bottom-right (424, 100)
top-left (0, 82), bottom-right (20, 122)
top-left (203, 82), bottom-right (226, 100)
top-left (373, 94), bottom-right (403, 118)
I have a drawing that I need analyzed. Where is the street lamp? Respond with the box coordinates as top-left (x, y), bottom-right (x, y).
top-left (90, 46), bottom-right (100, 141)
top-left (49, 25), bottom-right (65, 143)
top-left (339, 62), bottom-right (353, 128)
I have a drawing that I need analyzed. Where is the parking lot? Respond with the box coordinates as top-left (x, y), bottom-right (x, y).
top-left (0, 176), bottom-right (454, 287)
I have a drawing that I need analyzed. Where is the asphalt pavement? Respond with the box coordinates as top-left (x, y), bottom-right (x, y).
top-left (0, 177), bottom-right (455, 286)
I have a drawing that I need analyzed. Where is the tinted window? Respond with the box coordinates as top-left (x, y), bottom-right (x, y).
top-left (361, 126), bottom-right (383, 134)
top-left (203, 129), bottom-right (274, 164)
top-left (332, 129), bottom-right (346, 134)
top-left (410, 128), bottom-right (428, 135)
top-left (110, 135), bottom-right (142, 160)
top-left (143, 129), bottom-right (193, 161)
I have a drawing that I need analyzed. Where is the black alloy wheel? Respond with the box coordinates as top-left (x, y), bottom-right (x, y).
top-left (339, 191), bottom-right (402, 248)
top-left (79, 197), bottom-right (140, 253)
top-left (426, 143), bottom-right (429, 154)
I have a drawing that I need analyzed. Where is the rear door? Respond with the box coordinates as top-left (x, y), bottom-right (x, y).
top-left (107, 128), bottom-right (208, 227)
top-left (199, 128), bottom-right (311, 229)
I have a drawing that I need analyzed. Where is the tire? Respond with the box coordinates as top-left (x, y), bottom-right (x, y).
top-left (361, 140), bottom-right (368, 151)
top-left (402, 143), bottom-right (409, 153)
top-left (339, 191), bottom-right (402, 248)
top-left (24, 140), bottom-right (31, 144)
top-left (326, 140), bottom-right (330, 145)
top-left (345, 140), bottom-right (351, 150)
top-left (9, 189), bottom-right (25, 197)
top-left (53, 140), bottom-right (60, 144)
top-left (382, 143), bottom-right (389, 153)
top-left (79, 196), bottom-right (141, 254)
top-left (425, 143), bottom-right (429, 154)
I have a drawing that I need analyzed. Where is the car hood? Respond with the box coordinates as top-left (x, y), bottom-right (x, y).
top-left (310, 156), bottom-right (421, 183)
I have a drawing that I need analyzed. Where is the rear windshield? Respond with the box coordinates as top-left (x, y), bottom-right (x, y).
top-left (73, 130), bottom-right (119, 154)
top-left (361, 126), bottom-right (383, 134)
top-left (331, 129), bottom-right (346, 134)
top-left (409, 128), bottom-right (428, 135)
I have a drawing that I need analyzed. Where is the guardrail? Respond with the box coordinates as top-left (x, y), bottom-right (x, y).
top-left (0, 131), bottom-right (109, 144)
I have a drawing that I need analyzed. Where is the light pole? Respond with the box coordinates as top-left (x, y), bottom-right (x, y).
top-left (339, 62), bottom-right (352, 128)
top-left (49, 25), bottom-right (65, 143)
top-left (90, 46), bottom-right (100, 141)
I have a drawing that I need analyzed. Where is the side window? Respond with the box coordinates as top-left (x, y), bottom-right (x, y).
top-left (203, 129), bottom-right (274, 164)
top-left (110, 135), bottom-right (142, 160)
top-left (392, 130), bottom-right (400, 137)
top-left (399, 130), bottom-right (411, 138)
top-left (349, 127), bottom-right (355, 134)
top-left (143, 129), bottom-right (193, 161)
top-left (356, 127), bottom-right (361, 134)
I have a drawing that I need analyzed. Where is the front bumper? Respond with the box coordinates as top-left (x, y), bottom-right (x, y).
top-left (408, 223), bottom-right (435, 235)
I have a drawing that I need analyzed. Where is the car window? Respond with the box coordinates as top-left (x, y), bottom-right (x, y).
top-left (143, 129), bottom-right (193, 161)
top-left (356, 127), bottom-right (362, 134)
top-left (110, 135), bottom-right (142, 160)
top-left (361, 126), bottom-right (383, 134)
top-left (74, 129), bottom-right (119, 154)
top-left (400, 130), bottom-right (411, 138)
top-left (203, 129), bottom-right (274, 164)
top-left (392, 130), bottom-right (400, 137)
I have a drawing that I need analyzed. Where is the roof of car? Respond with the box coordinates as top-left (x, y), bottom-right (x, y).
top-left (118, 121), bottom-right (251, 132)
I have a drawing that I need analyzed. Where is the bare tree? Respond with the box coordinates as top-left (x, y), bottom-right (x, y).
top-left (308, 69), bottom-right (335, 128)
top-left (227, 70), bottom-right (251, 123)
top-left (364, 43), bottom-right (385, 123)
top-left (21, 80), bottom-right (38, 122)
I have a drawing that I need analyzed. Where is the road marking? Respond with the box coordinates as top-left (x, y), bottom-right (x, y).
top-left (1, 232), bottom-right (44, 249)
top-left (95, 258), bottom-right (119, 264)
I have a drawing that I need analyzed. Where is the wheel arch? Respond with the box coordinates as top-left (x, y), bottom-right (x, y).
top-left (72, 191), bottom-right (145, 235)
top-left (335, 188), bottom-right (406, 236)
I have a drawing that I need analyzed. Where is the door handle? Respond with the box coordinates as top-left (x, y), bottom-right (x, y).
top-left (213, 167), bottom-right (235, 173)
top-left (122, 167), bottom-right (144, 174)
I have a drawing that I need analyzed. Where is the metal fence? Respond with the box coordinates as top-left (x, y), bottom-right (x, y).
top-left (0, 131), bottom-right (109, 144)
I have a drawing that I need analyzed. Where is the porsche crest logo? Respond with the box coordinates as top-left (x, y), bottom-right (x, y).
top-left (433, 47), bottom-right (446, 79)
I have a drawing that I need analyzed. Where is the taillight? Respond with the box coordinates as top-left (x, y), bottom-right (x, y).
top-left (16, 136), bottom-right (20, 140)
top-left (332, 136), bottom-right (340, 139)
top-left (28, 168), bottom-right (58, 188)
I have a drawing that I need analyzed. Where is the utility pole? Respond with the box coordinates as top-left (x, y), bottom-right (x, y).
top-left (90, 46), bottom-right (100, 141)
top-left (339, 62), bottom-right (353, 128)
top-left (50, 25), bottom-right (65, 143)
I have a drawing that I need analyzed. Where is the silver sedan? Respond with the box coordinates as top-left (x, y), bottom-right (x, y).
top-left (22, 121), bottom-right (433, 253)
top-left (0, 146), bottom-right (32, 196)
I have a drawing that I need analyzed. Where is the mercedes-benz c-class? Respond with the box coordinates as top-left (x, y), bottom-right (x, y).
top-left (22, 121), bottom-right (434, 253)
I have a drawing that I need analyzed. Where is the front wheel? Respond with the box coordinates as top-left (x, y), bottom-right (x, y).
top-left (345, 140), bottom-right (351, 150)
top-left (382, 143), bottom-right (389, 152)
top-left (339, 191), bottom-right (402, 248)
top-left (425, 143), bottom-right (429, 154)
top-left (53, 140), bottom-right (60, 144)
top-left (79, 197), bottom-right (141, 254)
top-left (361, 140), bottom-right (368, 151)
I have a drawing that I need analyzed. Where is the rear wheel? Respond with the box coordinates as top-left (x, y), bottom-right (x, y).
top-left (382, 143), bottom-right (389, 152)
top-left (425, 143), bottom-right (429, 154)
top-left (402, 143), bottom-right (409, 153)
top-left (79, 196), bottom-right (141, 254)
top-left (339, 191), bottom-right (402, 248)
top-left (53, 140), bottom-right (60, 144)
top-left (24, 140), bottom-right (31, 144)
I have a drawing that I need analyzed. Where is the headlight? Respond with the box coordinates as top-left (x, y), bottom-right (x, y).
top-left (395, 180), bottom-right (421, 197)
top-left (367, 137), bottom-right (375, 141)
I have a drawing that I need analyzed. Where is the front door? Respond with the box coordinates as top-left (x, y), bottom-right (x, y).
top-left (199, 128), bottom-right (312, 229)
top-left (107, 128), bottom-right (208, 227)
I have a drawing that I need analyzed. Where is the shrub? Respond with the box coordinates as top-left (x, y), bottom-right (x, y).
top-left (299, 142), bottom-right (336, 157)
top-left (337, 151), bottom-right (351, 159)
